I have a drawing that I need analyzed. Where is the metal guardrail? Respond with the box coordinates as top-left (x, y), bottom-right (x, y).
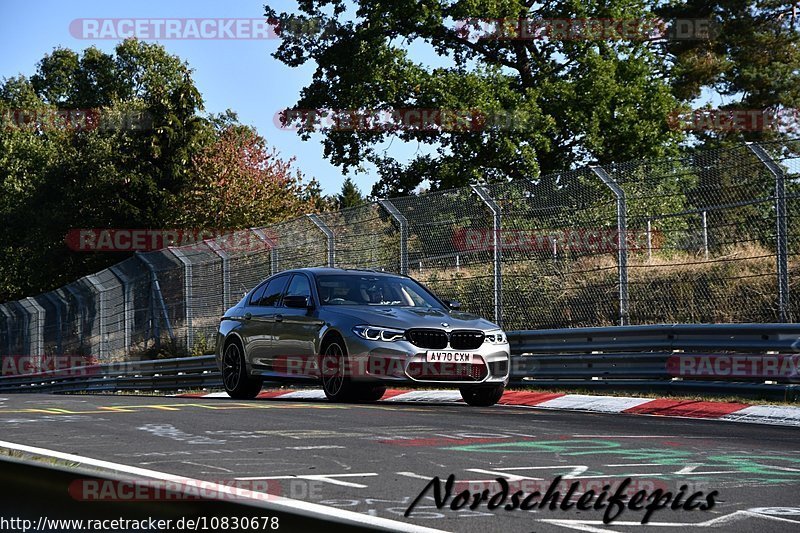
top-left (506, 324), bottom-right (800, 399)
top-left (0, 355), bottom-right (221, 393)
top-left (0, 324), bottom-right (799, 399)
top-left (507, 323), bottom-right (800, 354)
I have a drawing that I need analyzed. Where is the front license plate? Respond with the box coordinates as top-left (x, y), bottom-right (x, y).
top-left (426, 351), bottom-right (473, 364)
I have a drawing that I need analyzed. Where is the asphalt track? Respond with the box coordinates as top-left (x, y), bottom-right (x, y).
top-left (0, 393), bottom-right (799, 532)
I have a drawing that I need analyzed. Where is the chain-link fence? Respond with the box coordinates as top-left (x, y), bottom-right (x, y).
top-left (1, 140), bottom-right (799, 361)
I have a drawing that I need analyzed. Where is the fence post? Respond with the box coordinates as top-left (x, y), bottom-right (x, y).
top-left (44, 293), bottom-right (63, 356)
top-left (0, 304), bottom-right (12, 355)
top-left (307, 213), bottom-right (335, 267)
top-left (747, 142), bottom-right (791, 322)
top-left (83, 274), bottom-right (107, 360)
top-left (205, 240), bottom-right (230, 309)
top-left (590, 166), bottom-right (629, 326)
top-left (702, 211), bottom-right (709, 260)
top-left (108, 266), bottom-right (131, 356)
top-left (169, 248), bottom-right (193, 351)
top-left (136, 252), bottom-right (176, 350)
top-left (65, 285), bottom-right (85, 351)
top-left (23, 298), bottom-right (44, 360)
top-left (646, 218), bottom-right (653, 260)
top-left (378, 199), bottom-right (409, 275)
top-left (253, 228), bottom-right (279, 275)
top-left (471, 185), bottom-right (503, 327)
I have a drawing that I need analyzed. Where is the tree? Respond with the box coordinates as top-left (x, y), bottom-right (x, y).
top-left (336, 177), bottom-right (365, 209)
top-left (170, 122), bottom-right (322, 228)
top-left (0, 40), bottom-right (319, 301)
top-left (657, 1), bottom-right (800, 148)
top-left (651, 3), bottom-right (800, 245)
top-left (265, 0), bottom-right (682, 197)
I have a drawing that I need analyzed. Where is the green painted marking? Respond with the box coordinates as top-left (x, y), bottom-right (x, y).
top-left (446, 439), bottom-right (800, 484)
top-left (707, 455), bottom-right (800, 477)
top-left (445, 439), bottom-right (623, 454)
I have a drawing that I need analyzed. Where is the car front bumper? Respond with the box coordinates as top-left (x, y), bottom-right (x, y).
top-left (341, 336), bottom-right (510, 386)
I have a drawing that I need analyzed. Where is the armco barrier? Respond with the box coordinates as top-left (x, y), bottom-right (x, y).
top-left (507, 324), bottom-right (800, 399)
top-left (1, 324), bottom-right (799, 398)
top-left (0, 355), bottom-right (221, 393)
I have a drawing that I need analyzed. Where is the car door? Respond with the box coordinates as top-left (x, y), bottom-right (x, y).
top-left (242, 274), bottom-right (290, 368)
top-left (269, 273), bottom-right (322, 377)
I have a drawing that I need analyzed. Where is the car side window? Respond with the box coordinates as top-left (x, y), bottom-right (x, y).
top-left (255, 275), bottom-right (290, 307)
top-left (283, 274), bottom-right (312, 305)
top-left (248, 282), bottom-right (268, 306)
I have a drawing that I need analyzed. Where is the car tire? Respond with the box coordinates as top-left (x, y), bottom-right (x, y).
top-left (460, 384), bottom-right (505, 407)
top-left (352, 383), bottom-right (387, 403)
top-left (222, 340), bottom-right (262, 400)
top-left (320, 337), bottom-right (356, 402)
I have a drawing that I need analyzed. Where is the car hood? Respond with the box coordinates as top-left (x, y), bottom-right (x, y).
top-left (321, 306), bottom-right (499, 331)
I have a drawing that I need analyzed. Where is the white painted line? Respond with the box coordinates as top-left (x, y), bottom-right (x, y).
top-left (0, 439), bottom-right (448, 533)
top-left (397, 471), bottom-right (492, 484)
top-left (467, 466), bottom-right (589, 480)
top-left (538, 519), bottom-right (612, 532)
top-left (203, 392), bottom-right (230, 398)
top-left (535, 395), bottom-right (653, 413)
top-left (275, 390), bottom-right (327, 400)
top-left (383, 390), bottom-right (463, 403)
top-left (721, 405), bottom-right (800, 427)
top-left (235, 472), bottom-right (379, 488)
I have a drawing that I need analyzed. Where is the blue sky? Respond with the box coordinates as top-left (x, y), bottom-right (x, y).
top-left (0, 0), bottom-right (397, 196)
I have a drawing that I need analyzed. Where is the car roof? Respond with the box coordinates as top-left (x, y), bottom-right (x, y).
top-left (284, 267), bottom-right (404, 277)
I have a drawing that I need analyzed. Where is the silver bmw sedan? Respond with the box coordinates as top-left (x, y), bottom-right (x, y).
top-left (215, 268), bottom-right (510, 406)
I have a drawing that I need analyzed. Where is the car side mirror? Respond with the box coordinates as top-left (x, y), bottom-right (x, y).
top-left (284, 295), bottom-right (312, 309)
top-left (443, 299), bottom-right (461, 310)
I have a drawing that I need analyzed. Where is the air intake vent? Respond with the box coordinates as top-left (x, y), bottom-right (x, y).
top-left (406, 360), bottom-right (488, 381)
top-left (450, 330), bottom-right (485, 350)
top-left (405, 329), bottom-right (448, 349)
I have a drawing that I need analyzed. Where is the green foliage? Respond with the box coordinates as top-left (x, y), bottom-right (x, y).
top-left (0, 40), bottom-right (320, 301)
top-left (191, 332), bottom-right (212, 357)
top-left (169, 121), bottom-right (322, 229)
top-left (336, 177), bottom-right (366, 209)
top-left (659, 1), bottom-right (800, 148)
top-left (265, 0), bottom-right (683, 196)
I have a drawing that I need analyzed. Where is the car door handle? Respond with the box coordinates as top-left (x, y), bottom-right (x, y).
top-left (275, 314), bottom-right (283, 322)
top-left (244, 312), bottom-right (252, 320)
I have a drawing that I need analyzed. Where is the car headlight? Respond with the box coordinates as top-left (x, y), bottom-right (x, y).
top-left (352, 325), bottom-right (406, 342)
top-left (484, 330), bottom-right (507, 344)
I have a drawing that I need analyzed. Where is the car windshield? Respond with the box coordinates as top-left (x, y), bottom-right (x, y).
top-left (315, 274), bottom-right (443, 308)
